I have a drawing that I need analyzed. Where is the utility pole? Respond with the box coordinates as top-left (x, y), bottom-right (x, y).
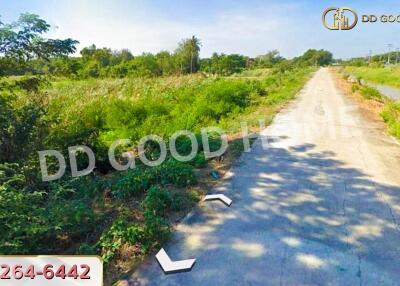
top-left (368, 50), bottom-right (372, 64)
top-left (387, 44), bottom-right (393, 65)
top-left (396, 48), bottom-right (400, 65)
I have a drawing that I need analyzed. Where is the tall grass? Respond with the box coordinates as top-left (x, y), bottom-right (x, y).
top-left (43, 68), bottom-right (314, 170)
top-left (345, 66), bottom-right (400, 88)
top-left (381, 102), bottom-right (400, 138)
top-left (346, 70), bottom-right (400, 140)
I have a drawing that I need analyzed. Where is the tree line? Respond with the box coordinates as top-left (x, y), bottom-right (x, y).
top-left (343, 51), bottom-right (400, 67)
top-left (1, 13), bottom-right (333, 79)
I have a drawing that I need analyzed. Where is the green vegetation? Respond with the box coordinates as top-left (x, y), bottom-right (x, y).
top-left (292, 49), bottom-right (333, 67)
top-left (200, 53), bottom-right (247, 75)
top-left (345, 66), bottom-right (400, 89)
top-left (110, 159), bottom-right (196, 199)
top-left (341, 54), bottom-right (400, 140)
top-left (0, 13), bottom-right (322, 281)
top-left (343, 50), bottom-right (400, 68)
top-left (344, 70), bottom-right (400, 141)
top-left (351, 84), bottom-right (384, 102)
top-left (0, 67), bottom-right (313, 262)
top-left (381, 102), bottom-right (400, 139)
top-left (97, 186), bottom-right (173, 263)
top-left (2, 17), bottom-right (331, 79)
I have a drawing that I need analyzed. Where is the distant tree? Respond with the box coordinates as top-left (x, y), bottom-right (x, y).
top-left (81, 45), bottom-right (113, 66)
top-left (294, 49), bottom-right (333, 66)
top-left (112, 49), bottom-right (133, 64)
top-left (156, 51), bottom-right (177, 75)
top-left (127, 53), bottom-right (161, 77)
top-left (175, 36), bottom-right (201, 74)
top-left (78, 45), bottom-right (114, 77)
top-left (255, 50), bottom-right (284, 68)
top-left (200, 53), bottom-right (247, 75)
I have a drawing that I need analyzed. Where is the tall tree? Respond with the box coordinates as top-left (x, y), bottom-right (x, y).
top-left (0, 13), bottom-right (78, 160)
top-left (0, 13), bottom-right (78, 62)
top-left (175, 36), bottom-right (201, 74)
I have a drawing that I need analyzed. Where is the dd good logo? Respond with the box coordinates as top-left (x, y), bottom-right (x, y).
top-left (363, 14), bottom-right (400, 23)
top-left (322, 7), bottom-right (358, 30)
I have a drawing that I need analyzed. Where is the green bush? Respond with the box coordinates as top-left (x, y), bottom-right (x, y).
top-left (96, 216), bottom-right (144, 263)
top-left (171, 190), bottom-right (200, 211)
top-left (360, 86), bottom-right (383, 101)
top-left (141, 186), bottom-right (172, 217)
top-left (351, 84), bottom-right (360, 93)
top-left (381, 102), bottom-right (400, 138)
top-left (0, 83), bottom-right (47, 163)
top-left (189, 153), bottom-right (207, 168)
top-left (158, 159), bottom-right (197, 187)
top-left (78, 242), bottom-right (97, 255)
top-left (0, 166), bottom-right (99, 254)
top-left (97, 187), bottom-right (172, 263)
top-left (140, 212), bottom-right (170, 253)
top-left (111, 159), bottom-right (196, 199)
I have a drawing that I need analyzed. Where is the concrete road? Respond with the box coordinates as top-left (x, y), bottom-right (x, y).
top-left (126, 68), bottom-right (400, 285)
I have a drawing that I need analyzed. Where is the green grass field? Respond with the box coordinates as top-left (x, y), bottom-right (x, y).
top-left (345, 66), bottom-right (400, 89)
top-left (43, 68), bottom-right (313, 155)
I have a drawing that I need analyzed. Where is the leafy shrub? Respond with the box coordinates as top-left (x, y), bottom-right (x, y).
top-left (351, 84), bottom-right (360, 93)
top-left (188, 153), bottom-right (207, 168)
top-left (381, 102), bottom-right (400, 138)
top-left (111, 159), bottom-right (196, 199)
top-left (0, 181), bottom-right (46, 253)
top-left (97, 187), bottom-right (172, 263)
top-left (141, 186), bottom-right (172, 217)
top-left (0, 167), bottom-right (98, 254)
top-left (193, 79), bottom-right (252, 121)
top-left (0, 163), bottom-right (25, 189)
top-left (360, 86), bottom-right (383, 101)
top-left (140, 211), bottom-right (170, 253)
top-left (0, 86), bottom-right (47, 163)
top-left (158, 159), bottom-right (197, 187)
top-left (96, 216), bottom-right (144, 263)
top-left (171, 190), bottom-right (200, 211)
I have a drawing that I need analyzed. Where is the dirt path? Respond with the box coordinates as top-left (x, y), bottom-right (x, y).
top-left (125, 68), bottom-right (400, 285)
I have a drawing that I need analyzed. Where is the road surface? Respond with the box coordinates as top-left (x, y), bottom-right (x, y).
top-left (126, 68), bottom-right (400, 285)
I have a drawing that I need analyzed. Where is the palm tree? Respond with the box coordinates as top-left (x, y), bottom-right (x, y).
top-left (175, 36), bottom-right (201, 74)
top-left (189, 36), bottom-right (201, 73)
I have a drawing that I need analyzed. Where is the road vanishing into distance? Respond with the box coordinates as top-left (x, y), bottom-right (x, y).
top-left (126, 68), bottom-right (400, 285)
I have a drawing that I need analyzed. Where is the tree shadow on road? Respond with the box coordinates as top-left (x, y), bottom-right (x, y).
top-left (127, 138), bottom-right (400, 285)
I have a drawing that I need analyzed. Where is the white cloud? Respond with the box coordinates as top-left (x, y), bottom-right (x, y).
top-left (37, 0), bottom-right (400, 59)
top-left (44, 0), bottom-right (303, 57)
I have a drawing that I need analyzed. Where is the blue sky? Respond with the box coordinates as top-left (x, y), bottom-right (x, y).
top-left (1, 0), bottom-right (399, 59)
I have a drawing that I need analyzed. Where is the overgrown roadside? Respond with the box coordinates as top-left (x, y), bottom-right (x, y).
top-left (105, 68), bottom-right (315, 285)
top-left (331, 67), bottom-right (400, 140)
top-left (343, 66), bottom-right (400, 89)
top-left (0, 66), bottom-right (315, 286)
